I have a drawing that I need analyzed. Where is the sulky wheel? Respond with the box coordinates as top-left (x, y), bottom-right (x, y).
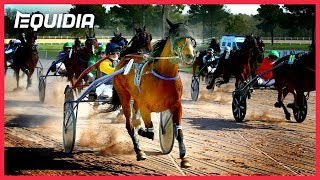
top-left (38, 76), bottom-right (46, 103)
top-left (63, 85), bottom-right (76, 154)
top-left (293, 95), bottom-right (308, 123)
top-left (191, 76), bottom-right (200, 101)
top-left (232, 90), bottom-right (247, 122)
top-left (159, 110), bottom-right (175, 154)
top-left (37, 67), bottom-right (43, 80)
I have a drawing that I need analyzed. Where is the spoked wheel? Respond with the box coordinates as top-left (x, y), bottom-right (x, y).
top-left (191, 76), bottom-right (200, 101)
top-left (293, 95), bottom-right (308, 123)
top-left (37, 67), bottom-right (43, 80)
top-left (159, 110), bottom-right (174, 154)
top-left (38, 76), bottom-right (46, 103)
top-left (63, 85), bottom-right (76, 154)
top-left (232, 91), bottom-right (247, 122)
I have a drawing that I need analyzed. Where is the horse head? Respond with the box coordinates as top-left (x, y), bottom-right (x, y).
top-left (74, 37), bottom-right (81, 48)
top-left (209, 38), bottom-right (220, 53)
top-left (166, 19), bottom-right (196, 65)
top-left (25, 30), bottom-right (37, 46)
top-left (85, 33), bottom-right (98, 55)
top-left (130, 26), bottom-right (152, 53)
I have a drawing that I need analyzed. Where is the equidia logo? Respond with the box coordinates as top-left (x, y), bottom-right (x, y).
top-left (14, 11), bottom-right (95, 31)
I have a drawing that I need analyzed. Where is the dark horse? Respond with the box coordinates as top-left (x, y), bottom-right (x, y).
top-left (10, 30), bottom-right (39, 89)
top-left (207, 35), bottom-right (264, 90)
top-left (120, 26), bottom-right (152, 57)
top-left (192, 38), bottom-right (220, 77)
top-left (111, 32), bottom-right (129, 47)
top-left (273, 48), bottom-right (315, 122)
top-left (64, 34), bottom-right (98, 88)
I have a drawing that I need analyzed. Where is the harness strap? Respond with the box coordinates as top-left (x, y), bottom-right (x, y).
top-left (151, 70), bottom-right (179, 81)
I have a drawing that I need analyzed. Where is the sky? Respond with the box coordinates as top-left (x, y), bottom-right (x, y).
top-left (5, 4), bottom-right (260, 15)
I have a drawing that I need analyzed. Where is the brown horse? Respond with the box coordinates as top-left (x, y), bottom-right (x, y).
top-left (121, 26), bottom-right (153, 57)
top-left (11, 30), bottom-right (39, 89)
top-left (273, 49), bottom-right (315, 122)
top-left (109, 19), bottom-right (196, 168)
top-left (64, 34), bottom-right (98, 88)
top-left (192, 38), bottom-right (220, 77)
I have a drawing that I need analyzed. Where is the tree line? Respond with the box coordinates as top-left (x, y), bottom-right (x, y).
top-left (5, 4), bottom-right (315, 45)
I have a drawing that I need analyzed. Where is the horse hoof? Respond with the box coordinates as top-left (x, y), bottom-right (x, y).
top-left (136, 151), bottom-right (147, 161)
top-left (13, 87), bottom-right (23, 92)
top-left (285, 114), bottom-right (291, 120)
top-left (287, 103), bottom-right (294, 109)
top-left (274, 102), bottom-right (281, 108)
top-left (181, 157), bottom-right (192, 168)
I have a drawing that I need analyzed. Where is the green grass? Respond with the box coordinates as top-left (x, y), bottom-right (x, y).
top-left (37, 43), bottom-right (64, 51)
top-left (264, 43), bottom-right (310, 50)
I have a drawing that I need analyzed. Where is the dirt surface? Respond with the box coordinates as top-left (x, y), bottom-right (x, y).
top-left (4, 60), bottom-right (316, 176)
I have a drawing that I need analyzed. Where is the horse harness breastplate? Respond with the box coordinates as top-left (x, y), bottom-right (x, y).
top-left (127, 53), bottom-right (181, 93)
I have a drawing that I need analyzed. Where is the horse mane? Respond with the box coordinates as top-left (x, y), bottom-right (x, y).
top-left (150, 38), bottom-right (167, 57)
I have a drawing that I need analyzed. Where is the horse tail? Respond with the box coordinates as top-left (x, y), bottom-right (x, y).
top-left (105, 87), bottom-right (122, 112)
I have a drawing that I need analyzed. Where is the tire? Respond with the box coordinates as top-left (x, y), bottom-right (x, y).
top-left (37, 67), bottom-right (43, 80)
top-left (159, 110), bottom-right (174, 154)
top-left (191, 76), bottom-right (200, 101)
top-left (232, 91), bottom-right (247, 122)
top-left (63, 85), bottom-right (76, 154)
top-left (293, 95), bottom-right (308, 123)
top-left (38, 76), bottom-right (46, 103)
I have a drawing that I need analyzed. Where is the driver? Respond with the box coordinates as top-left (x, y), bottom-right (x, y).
top-left (255, 50), bottom-right (279, 87)
top-left (94, 42), bottom-right (121, 99)
top-left (203, 48), bottom-right (218, 74)
top-left (51, 42), bottom-right (72, 75)
top-left (5, 39), bottom-right (22, 64)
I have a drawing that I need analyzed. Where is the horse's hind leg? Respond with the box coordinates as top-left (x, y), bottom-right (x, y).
top-left (119, 91), bottom-right (146, 161)
top-left (171, 103), bottom-right (191, 168)
top-left (274, 88), bottom-right (291, 120)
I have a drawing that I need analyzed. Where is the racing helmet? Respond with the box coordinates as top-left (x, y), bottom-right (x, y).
top-left (207, 48), bottom-right (214, 54)
top-left (63, 42), bottom-right (73, 48)
top-left (268, 50), bottom-right (279, 60)
top-left (105, 42), bottom-right (120, 55)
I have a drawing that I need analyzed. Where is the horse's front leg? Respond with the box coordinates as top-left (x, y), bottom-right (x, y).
top-left (138, 107), bottom-right (154, 140)
top-left (131, 100), bottom-right (142, 128)
top-left (14, 68), bottom-right (20, 89)
top-left (171, 103), bottom-right (191, 168)
top-left (25, 69), bottom-right (32, 89)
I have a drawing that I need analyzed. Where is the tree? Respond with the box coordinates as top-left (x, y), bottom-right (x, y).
top-left (4, 7), bottom-right (18, 37)
top-left (108, 5), bottom-right (152, 35)
top-left (283, 5), bottom-right (315, 45)
top-left (69, 5), bottom-right (108, 34)
top-left (188, 5), bottom-right (229, 41)
top-left (225, 15), bottom-right (248, 35)
top-left (255, 4), bottom-right (284, 45)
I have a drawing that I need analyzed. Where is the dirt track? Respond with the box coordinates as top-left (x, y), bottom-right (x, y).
top-left (4, 60), bottom-right (316, 176)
